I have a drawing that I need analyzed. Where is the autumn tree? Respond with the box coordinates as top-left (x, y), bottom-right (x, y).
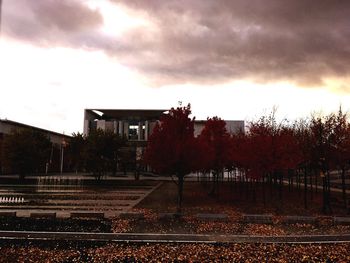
top-left (3, 129), bottom-right (51, 180)
top-left (198, 117), bottom-right (232, 195)
top-left (85, 129), bottom-right (126, 180)
top-left (66, 132), bottom-right (86, 173)
top-left (232, 111), bottom-right (304, 206)
top-left (327, 109), bottom-right (350, 209)
top-left (144, 104), bottom-right (201, 213)
top-left (310, 114), bottom-right (334, 214)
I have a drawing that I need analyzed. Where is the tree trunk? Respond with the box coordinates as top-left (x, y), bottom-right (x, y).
top-left (269, 173), bottom-right (273, 200)
top-left (327, 171), bottom-right (332, 213)
top-left (341, 167), bottom-right (347, 209)
top-left (310, 169), bottom-right (313, 200)
top-left (288, 170), bottom-right (291, 192)
top-left (208, 171), bottom-right (217, 196)
top-left (315, 170), bottom-right (318, 193)
top-left (322, 175), bottom-right (327, 214)
top-left (304, 167), bottom-right (307, 209)
top-left (279, 171), bottom-right (283, 202)
top-left (246, 175), bottom-right (250, 200)
top-left (322, 171), bottom-right (332, 214)
top-left (262, 175), bottom-right (266, 206)
top-left (251, 179), bottom-right (256, 203)
top-left (19, 173), bottom-right (25, 182)
top-left (177, 174), bottom-right (184, 214)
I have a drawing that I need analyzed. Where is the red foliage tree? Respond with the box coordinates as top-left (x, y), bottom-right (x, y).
top-left (327, 109), bottom-right (350, 209)
top-left (198, 117), bottom-right (232, 195)
top-left (245, 115), bottom-right (276, 180)
top-left (144, 104), bottom-right (201, 212)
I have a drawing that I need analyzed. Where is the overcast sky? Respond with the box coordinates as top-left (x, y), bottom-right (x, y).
top-left (1, 0), bottom-right (350, 134)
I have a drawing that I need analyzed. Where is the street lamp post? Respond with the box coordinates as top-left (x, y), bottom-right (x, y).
top-left (60, 137), bottom-right (66, 174)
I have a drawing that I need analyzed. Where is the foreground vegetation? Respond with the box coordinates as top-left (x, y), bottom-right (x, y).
top-left (0, 242), bottom-right (349, 262)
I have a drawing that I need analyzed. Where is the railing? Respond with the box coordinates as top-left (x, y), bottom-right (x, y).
top-left (0, 197), bottom-right (25, 204)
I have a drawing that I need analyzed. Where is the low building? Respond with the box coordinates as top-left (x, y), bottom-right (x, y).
top-left (0, 119), bottom-right (71, 145)
top-left (193, 120), bottom-right (245, 137)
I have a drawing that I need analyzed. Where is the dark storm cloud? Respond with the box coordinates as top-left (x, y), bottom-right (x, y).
top-left (3, 0), bottom-right (350, 86)
top-left (2, 0), bottom-right (103, 46)
top-left (112, 0), bottom-right (350, 86)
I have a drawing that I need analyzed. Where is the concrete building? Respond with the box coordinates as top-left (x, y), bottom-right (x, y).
top-left (84, 109), bottom-right (244, 140)
top-left (83, 109), bottom-right (167, 142)
top-left (193, 120), bottom-right (245, 137)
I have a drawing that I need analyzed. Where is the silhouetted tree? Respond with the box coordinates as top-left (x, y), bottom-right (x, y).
top-left (198, 117), bottom-right (232, 196)
top-left (327, 108), bottom-right (350, 209)
top-left (3, 129), bottom-right (51, 180)
top-left (85, 129), bottom-right (125, 181)
top-left (66, 132), bottom-right (86, 173)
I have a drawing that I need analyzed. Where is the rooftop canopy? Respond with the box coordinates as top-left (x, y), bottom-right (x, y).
top-left (85, 109), bottom-right (167, 121)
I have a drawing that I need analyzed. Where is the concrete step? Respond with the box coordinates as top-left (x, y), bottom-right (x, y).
top-left (242, 214), bottom-right (273, 224)
top-left (0, 211), bottom-right (16, 217)
top-left (45, 200), bottom-right (135, 205)
top-left (0, 206), bottom-right (125, 211)
top-left (334, 217), bottom-right (350, 225)
top-left (283, 216), bottom-right (317, 224)
top-left (196, 213), bottom-right (228, 221)
top-left (30, 212), bottom-right (56, 219)
top-left (70, 212), bottom-right (105, 219)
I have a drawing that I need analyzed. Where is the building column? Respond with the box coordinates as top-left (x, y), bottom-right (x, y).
top-left (83, 120), bottom-right (90, 136)
top-left (138, 122), bottom-right (142, 141)
top-left (145, 120), bottom-right (149, 141)
top-left (118, 121), bottom-right (123, 136)
top-left (113, 121), bottom-right (117, 134)
top-left (123, 121), bottom-right (129, 138)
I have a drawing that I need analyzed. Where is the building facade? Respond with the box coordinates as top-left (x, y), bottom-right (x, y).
top-left (84, 109), bottom-right (244, 140)
top-left (193, 120), bottom-right (245, 137)
top-left (83, 109), bottom-right (166, 142)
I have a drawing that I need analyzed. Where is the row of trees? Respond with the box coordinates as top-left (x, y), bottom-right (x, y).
top-left (2, 129), bottom-right (52, 179)
top-left (68, 130), bottom-right (127, 180)
top-left (2, 129), bottom-right (135, 180)
top-left (144, 105), bottom-right (350, 214)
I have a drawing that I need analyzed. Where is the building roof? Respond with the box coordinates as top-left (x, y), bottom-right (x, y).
top-left (0, 119), bottom-right (71, 139)
top-left (85, 109), bottom-right (167, 120)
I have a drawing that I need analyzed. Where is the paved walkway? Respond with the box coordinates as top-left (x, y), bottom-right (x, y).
top-left (1, 231), bottom-right (350, 244)
top-left (0, 179), bottom-right (162, 218)
top-left (282, 180), bottom-right (350, 195)
top-left (0, 172), bottom-right (202, 182)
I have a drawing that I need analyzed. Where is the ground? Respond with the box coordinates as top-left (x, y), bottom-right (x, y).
top-left (0, 242), bottom-right (350, 262)
top-left (1, 175), bottom-right (350, 262)
top-left (138, 180), bottom-right (347, 215)
top-left (108, 181), bottom-right (350, 235)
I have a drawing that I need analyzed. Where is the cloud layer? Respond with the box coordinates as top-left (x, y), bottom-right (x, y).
top-left (3, 0), bottom-right (350, 86)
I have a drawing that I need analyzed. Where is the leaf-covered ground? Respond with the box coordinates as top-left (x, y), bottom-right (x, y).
top-left (0, 243), bottom-right (349, 262)
top-left (111, 208), bottom-right (350, 235)
top-left (1, 180), bottom-right (350, 261)
top-left (138, 181), bottom-right (348, 216)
